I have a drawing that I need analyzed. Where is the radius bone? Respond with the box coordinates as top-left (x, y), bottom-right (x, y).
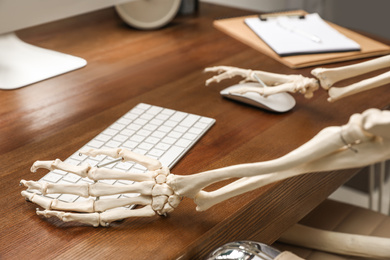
top-left (328, 70), bottom-right (390, 102)
top-left (311, 55), bottom-right (390, 89)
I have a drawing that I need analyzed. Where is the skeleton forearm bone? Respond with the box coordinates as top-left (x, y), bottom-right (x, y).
top-left (327, 70), bottom-right (390, 102)
top-left (311, 55), bottom-right (390, 89)
top-left (168, 108), bottom-right (390, 211)
top-left (204, 66), bottom-right (319, 98)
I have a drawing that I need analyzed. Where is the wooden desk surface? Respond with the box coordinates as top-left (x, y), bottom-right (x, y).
top-left (1, 3), bottom-right (389, 259)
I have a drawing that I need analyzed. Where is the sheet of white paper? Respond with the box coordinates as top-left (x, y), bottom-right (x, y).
top-left (245, 13), bottom-right (361, 56)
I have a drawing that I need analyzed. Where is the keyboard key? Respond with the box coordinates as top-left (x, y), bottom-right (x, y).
top-left (113, 134), bottom-right (128, 142)
top-left (145, 136), bottom-right (160, 145)
top-left (188, 127), bottom-right (203, 135)
top-left (42, 172), bottom-right (63, 183)
top-left (111, 123), bottom-right (126, 131)
top-left (87, 140), bottom-right (104, 148)
top-left (161, 108), bottom-right (175, 116)
top-left (164, 120), bottom-right (178, 127)
top-left (147, 106), bottom-right (163, 115)
top-left (155, 143), bottom-right (170, 151)
top-left (159, 146), bottom-right (185, 167)
top-left (95, 133), bottom-right (111, 142)
top-left (143, 123), bottom-right (158, 131)
top-left (174, 125), bottom-right (188, 133)
top-left (63, 173), bottom-right (81, 183)
top-left (150, 118), bottom-right (164, 126)
top-left (151, 131), bottom-right (166, 139)
top-left (182, 132), bottom-right (197, 140)
top-left (138, 142), bottom-right (153, 150)
top-left (103, 128), bottom-right (119, 136)
top-left (170, 112), bottom-right (187, 122)
top-left (180, 114), bottom-right (200, 127)
top-left (176, 139), bottom-right (192, 148)
top-left (137, 103), bottom-right (151, 110)
top-left (130, 135), bottom-right (145, 143)
top-left (140, 113), bottom-right (154, 120)
top-left (105, 140), bottom-right (122, 148)
top-left (58, 194), bottom-right (79, 203)
top-left (123, 140), bottom-right (138, 149)
top-left (148, 148), bottom-right (164, 157)
top-left (162, 136), bottom-right (176, 145)
top-left (199, 117), bottom-right (214, 124)
top-left (158, 125), bottom-right (172, 133)
top-left (137, 129), bottom-right (152, 137)
top-left (168, 131), bottom-right (182, 139)
top-left (130, 107), bottom-right (145, 115)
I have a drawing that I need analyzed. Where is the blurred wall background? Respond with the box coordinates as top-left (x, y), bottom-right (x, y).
top-left (200, 0), bottom-right (390, 40)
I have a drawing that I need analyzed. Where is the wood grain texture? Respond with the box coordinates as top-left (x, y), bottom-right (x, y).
top-left (1, 3), bottom-right (389, 260)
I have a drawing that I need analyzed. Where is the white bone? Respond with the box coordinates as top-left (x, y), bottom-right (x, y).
top-left (204, 66), bottom-right (319, 98)
top-left (89, 181), bottom-right (155, 197)
top-left (36, 210), bottom-right (101, 227)
top-left (152, 195), bottom-right (168, 212)
top-left (152, 183), bottom-right (174, 197)
top-left (279, 224), bottom-right (390, 259)
top-left (311, 55), bottom-right (390, 89)
top-left (47, 183), bottom-right (90, 197)
top-left (51, 198), bottom-right (95, 212)
top-left (21, 180), bottom-right (155, 198)
top-left (31, 159), bottom-right (90, 177)
top-left (95, 195), bottom-right (151, 212)
top-left (327, 70), bottom-right (390, 102)
top-left (21, 191), bottom-right (52, 209)
top-left (99, 206), bottom-right (155, 226)
top-left (20, 180), bottom-right (47, 194)
top-left (87, 167), bottom-right (154, 182)
top-left (80, 148), bottom-right (162, 171)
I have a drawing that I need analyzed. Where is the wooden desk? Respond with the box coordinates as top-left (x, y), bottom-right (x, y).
top-left (1, 3), bottom-right (389, 259)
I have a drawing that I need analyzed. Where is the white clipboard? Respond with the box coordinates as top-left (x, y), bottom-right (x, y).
top-left (245, 13), bottom-right (361, 57)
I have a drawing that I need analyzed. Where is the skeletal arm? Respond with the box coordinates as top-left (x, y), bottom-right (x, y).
top-left (21, 109), bottom-right (390, 226)
top-left (205, 55), bottom-right (390, 102)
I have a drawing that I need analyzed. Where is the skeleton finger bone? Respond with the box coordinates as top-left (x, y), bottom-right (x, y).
top-left (30, 159), bottom-right (156, 182)
top-left (311, 55), bottom-right (390, 89)
top-left (36, 205), bottom-right (156, 227)
top-left (328, 70), bottom-right (390, 102)
top-left (31, 159), bottom-right (90, 177)
top-left (80, 147), bottom-right (162, 171)
top-left (21, 179), bottom-right (155, 197)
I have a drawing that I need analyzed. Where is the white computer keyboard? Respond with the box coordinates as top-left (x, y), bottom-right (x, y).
top-left (38, 103), bottom-right (215, 203)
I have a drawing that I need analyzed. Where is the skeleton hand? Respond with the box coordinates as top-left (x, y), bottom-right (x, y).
top-left (205, 55), bottom-right (390, 102)
top-left (204, 66), bottom-right (319, 98)
top-left (20, 148), bottom-right (181, 227)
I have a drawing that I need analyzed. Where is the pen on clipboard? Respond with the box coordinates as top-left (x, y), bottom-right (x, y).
top-left (276, 17), bottom-right (322, 44)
